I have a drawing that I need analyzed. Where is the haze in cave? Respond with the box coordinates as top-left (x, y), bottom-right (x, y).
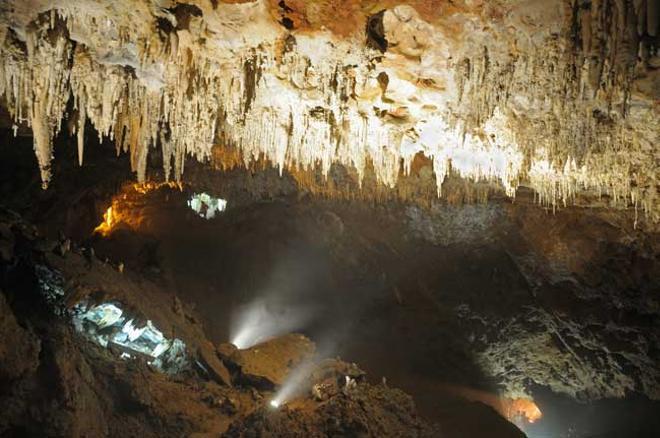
top-left (0, 1), bottom-right (658, 437)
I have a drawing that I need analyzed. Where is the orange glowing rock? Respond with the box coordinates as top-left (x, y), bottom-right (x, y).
top-left (132, 181), bottom-right (181, 195)
top-left (94, 206), bottom-right (115, 236)
top-left (503, 398), bottom-right (542, 424)
top-left (437, 384), bottom-right (542, 425)
top-left (93, 181), bottom-right (183, 237)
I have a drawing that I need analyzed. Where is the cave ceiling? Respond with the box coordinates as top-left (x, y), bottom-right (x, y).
top-left (0, 0), bottom-right (658, 220)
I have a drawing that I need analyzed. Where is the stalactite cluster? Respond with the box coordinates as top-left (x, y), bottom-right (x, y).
top-left (0, 0), bottom-right (657, 220)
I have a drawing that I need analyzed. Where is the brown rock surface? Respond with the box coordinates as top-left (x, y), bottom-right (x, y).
top-left (1, 209), bottom-right (513, 437)
top-left (0, 291), bottom-right (40, 381)
top-left (230, 333), bottom-right (316, 387)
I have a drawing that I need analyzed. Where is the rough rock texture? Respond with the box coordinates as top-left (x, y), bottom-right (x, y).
top-left (0, 0), bottom-right (657, 221)
top-left (0, 207), bottom-right (242, 436)
top-left (223, 384), bottom-right (442, 438)
top-left (1, 207), bottom-right (526, 437)
top-left (463, 304), bottom-right (660, 401)
top-left (0, 290), bottom-right (40, 382)
top-left (227, 334), bottom-right (316, 388)
top-left (75, 164), bottom-right (660, 410)
top-left (447, 200), bottom-right (660, 403)
top-left (198, 340), bottom-right (232, 386)
top-left (69, 163), bottom-right (658, 423)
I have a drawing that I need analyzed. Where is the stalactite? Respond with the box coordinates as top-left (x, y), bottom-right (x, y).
top-left (0, 15), bottom-right (73, 187)
top-left (0, 0), bottom-right (655, 221)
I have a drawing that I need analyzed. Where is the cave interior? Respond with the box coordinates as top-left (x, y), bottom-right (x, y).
top-left (0, 1), bottom-right (659, 437)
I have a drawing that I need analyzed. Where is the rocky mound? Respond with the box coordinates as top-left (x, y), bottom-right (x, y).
top-left (224, 384), bottom-right (438, 438)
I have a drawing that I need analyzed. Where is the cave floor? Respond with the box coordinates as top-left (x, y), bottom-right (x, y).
top-left (89, 186), bottom-right (660, 438)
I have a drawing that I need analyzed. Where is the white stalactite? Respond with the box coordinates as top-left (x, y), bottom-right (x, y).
top-left (0, 0), bottom-right (655, 221)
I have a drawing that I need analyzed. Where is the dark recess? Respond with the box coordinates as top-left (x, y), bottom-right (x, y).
top-left (366, 10), bottom-right (388, 52)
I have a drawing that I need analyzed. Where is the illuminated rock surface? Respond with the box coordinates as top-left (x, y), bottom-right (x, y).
top-left (188, 192), bottom-right (227, 219)
top-left (224, 384), bottom-right (446, 438)
top-left (71, 301), bottom-right (189, 373)
top-left (226, 333), bottom-right (316, 387)
top-left (0, 0), bottom-right (657, 221)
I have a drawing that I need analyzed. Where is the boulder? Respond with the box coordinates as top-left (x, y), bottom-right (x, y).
top-left (229, 334), bottom-right (315, 389)
top-left (198, 341), bottom-right (232, 386)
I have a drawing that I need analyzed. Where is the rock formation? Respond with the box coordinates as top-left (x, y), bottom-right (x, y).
top-left (0, 0), bottom-right (657, 220)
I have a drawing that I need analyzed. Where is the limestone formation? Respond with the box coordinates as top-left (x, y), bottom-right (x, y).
top-left (0, 0), bottom-right (657, 221)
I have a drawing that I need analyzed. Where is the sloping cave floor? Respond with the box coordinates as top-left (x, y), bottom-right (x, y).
top-left (1, 133), bottom-right (660, 437)
top-left (89, 191), bottom-right (660, 438)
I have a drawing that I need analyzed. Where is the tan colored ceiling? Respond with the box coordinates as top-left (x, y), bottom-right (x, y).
top-left (0, 0), bottom-right (657, 221)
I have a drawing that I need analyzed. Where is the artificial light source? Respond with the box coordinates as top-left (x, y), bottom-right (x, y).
top-left (267, 358), bottom-right (317, 411)
top-left (230, 299), bottom-right (310, 350)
